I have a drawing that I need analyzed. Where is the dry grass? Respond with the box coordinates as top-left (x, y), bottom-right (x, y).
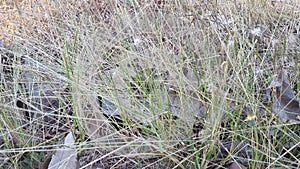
top-left (1, 0), bottom-right (300, 168)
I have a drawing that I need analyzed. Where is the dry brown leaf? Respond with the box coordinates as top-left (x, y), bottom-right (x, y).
top-left (270, 70), bottom-right (300, 123)
top-left (48, 132), bottom-right (79, 169)
top-left (228, 162), bottom-right (247, 169)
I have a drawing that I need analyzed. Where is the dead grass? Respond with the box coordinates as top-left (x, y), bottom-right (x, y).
top-left (1, 0), bottom-right (300, 168)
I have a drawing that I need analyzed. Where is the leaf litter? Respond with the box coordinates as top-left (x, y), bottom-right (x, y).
top-left (269, 69), bottom-right (300, 123)
top-left (47, 131), bottom-right (79, 169)
top-left (1, 1), bottom-right (300, 168)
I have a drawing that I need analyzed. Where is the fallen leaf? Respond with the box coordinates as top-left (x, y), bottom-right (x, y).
top-left (270, 70), bottom-right (300, 123)
top-left (40, 157), bottom-right (52, 169)
top-left (48, 131), bottom-right (79, 169)
top-left (220, 141), bottom-right (251, 160)
top-left (228, 161), bottom-right (247, 169)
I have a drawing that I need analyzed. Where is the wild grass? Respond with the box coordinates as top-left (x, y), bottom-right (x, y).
top-left (0, 0), bottom-right (299, 168)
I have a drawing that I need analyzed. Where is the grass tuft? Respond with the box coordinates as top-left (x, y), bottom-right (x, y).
top-left (0, 0), bottom-right (299, 168)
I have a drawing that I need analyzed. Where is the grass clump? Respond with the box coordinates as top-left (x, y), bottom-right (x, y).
top-left (0, 0), bottom-right (299, 168)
